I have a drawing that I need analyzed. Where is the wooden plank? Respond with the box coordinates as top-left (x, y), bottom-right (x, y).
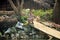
top-left (0, 11), bottom-right (15, 15)
top-left (33, 20), bottom-right (60, 39)
top-left (41, 21), bottom-right (60, 28)
top-left (0, 16), bottom-right (17, 22)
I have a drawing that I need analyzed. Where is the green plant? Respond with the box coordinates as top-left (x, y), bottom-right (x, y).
top-left (33, 9), bottom-right (53, 20)
top-left (20, 9), bottom-right (53, 22)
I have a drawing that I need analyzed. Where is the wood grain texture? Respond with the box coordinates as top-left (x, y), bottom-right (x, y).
top-left (33, 20), bottom-right (60, 39)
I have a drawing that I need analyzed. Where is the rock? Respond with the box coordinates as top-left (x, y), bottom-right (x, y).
top-left (15, 21), bottom-right (23, 29)
top-left (5, 28), bottom-right (11, 34)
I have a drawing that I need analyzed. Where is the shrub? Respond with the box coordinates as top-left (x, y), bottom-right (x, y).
top-left (33, 9), bottom-right (53, 21)
top-left (20, 9), bottom-right (53, 23)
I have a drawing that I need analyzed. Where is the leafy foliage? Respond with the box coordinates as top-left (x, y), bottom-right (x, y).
top-left (33, 9), bottom-right (53, 21)
top-left (19, 9), bottom-right (53, 23)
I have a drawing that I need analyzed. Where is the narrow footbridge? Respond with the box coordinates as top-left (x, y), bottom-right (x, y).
top-left (33, 20), bottom-right (60, 39)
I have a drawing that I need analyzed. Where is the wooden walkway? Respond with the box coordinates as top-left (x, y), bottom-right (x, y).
top-left (33, 20), bottom-right (60, 39)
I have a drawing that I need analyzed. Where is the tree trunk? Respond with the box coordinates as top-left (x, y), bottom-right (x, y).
top-left (53, 0), bottom-right (60, 24)
top-left (8, 0), bottom-right (24, 22)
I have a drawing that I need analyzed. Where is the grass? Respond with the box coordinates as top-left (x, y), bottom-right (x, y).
top-left (33, 9), bottom-right (53, 17)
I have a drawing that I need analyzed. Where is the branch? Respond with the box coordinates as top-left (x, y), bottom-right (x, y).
top-left (20, 0), bottom-right (24, 9)
top-left (16, 0), bottom-right (20, 9)
top-left (8, 0), bottom-right (18, 13)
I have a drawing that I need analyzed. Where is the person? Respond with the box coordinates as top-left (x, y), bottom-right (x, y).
top-left (27, 9), bottom-right (35, 24)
